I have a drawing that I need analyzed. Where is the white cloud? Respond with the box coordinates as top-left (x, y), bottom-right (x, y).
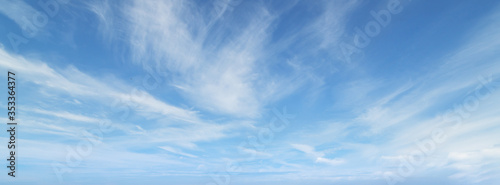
top-left (291, 144), bottom-right (322, 158)
top-left (0, 0), bottom-right (39, 31)
top-left (446, 147), bottom-right (500, 183)
top-left (0, 49), bottom-right (199, 123)
top-left (159, 146), bottom-right (198, 158)
top-left (88, 0), bottom-right (360, 118)
top-left (291, 143), bottom-right (344, 166)
top-left (0, 48), bottom-right (252, 152)
top-left (29, 108), bottom-right (101, 123)
top-left (315, 157), bottom-right (345, 165)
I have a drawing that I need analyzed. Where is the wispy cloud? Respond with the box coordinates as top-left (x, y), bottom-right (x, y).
top-left (1, 0), bottom-right (499, 184)
top-left (29, 108), bottom-right (101, 123)
top-left (0, 47), bottom-right (248, 158)
top-left (0, 49), bottom-right (200, 123)
top-left (88, 0), bottom-right (359, 118)
top-left (159, 146), bottom-right (198, 158)
top-left (291, 143), bottom-right (344, 166)
top-left (0, 0), bottom-right (39, 31)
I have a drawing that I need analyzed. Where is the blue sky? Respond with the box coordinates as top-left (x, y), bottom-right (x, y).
top-left (1, 0), bottom-right (500, 184)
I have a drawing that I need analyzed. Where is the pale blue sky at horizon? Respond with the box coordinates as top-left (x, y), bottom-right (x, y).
top-left (0, 0), bottom-right (500, 184)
